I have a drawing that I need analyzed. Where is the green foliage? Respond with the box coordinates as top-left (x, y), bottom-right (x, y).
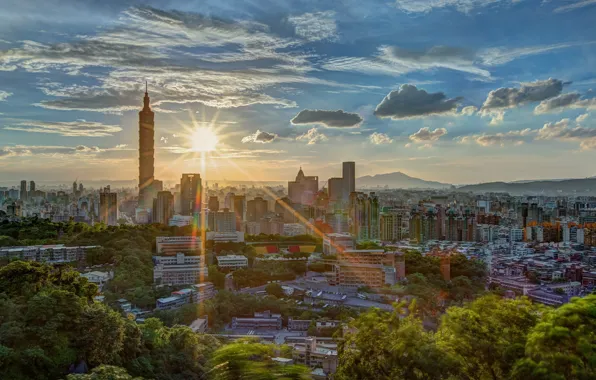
top-left (66, 365), bottom-right (143, 380)
top-left (208, 341), bottom-right (310, 380)
top-left (355, 240), bottom-right (383, 250)
top-left (511, 295), bottom-right (596, 380)
top-left (336, 306), bottom-right (454, 380)
top-left (208, 265), bottom-right (226, 290)
top-left (265, 282), bottom-right (285, 298)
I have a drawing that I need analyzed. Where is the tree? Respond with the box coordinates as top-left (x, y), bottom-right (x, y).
top-left (208, 341), bottom-right (310, 380)
top-left (511, 295), bottom-right (596, 380)
top-left (67, 365), bottom-right (144, 379)
top-left (265, 283), bottom-right (285, 298)
top-left (336, 306), bottom-right (454, 380)
top-left (438, 295), bottom-right (541, 380)
top-left (208, 265), bottom-right (226, 289)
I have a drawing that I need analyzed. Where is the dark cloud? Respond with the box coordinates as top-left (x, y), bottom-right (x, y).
top-left (481, 78), bottom-right (564, 111)
top-left (534, 93), bottom-right (596, 114)
top-left (374, 84), bottom-right (461, 119)
top-left (241, 130), bottom-right (277, 143)
top-left (291, 109), bottom-right (363, 127)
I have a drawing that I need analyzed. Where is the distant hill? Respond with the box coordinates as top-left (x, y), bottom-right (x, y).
top-left (457, 178), bottom-right (596, 194)
top-left (356, 172), bottom-right (451, 189)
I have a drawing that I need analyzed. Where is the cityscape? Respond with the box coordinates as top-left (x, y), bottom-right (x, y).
top-left (1, 0), bottom-right (596, 379)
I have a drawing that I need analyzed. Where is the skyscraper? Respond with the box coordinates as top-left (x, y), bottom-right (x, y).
top-left (327, 177), bottom-right (343, 203)
top-left (29, 181), bottom-right (35, 195)
top-left (208, 196), bottom-right (219, 212)
top-left (349, 191), bottom-right (379, 241)
top-left (20, 180), bottom-right (27, 201)
top-left (180, 173), bottom-right (202, 216)
top-left (153, 191), bottom-right (174, 225)
top-left (73, 180), bottom-right (77, 195)
top-left (233, 194), bottom-right (246, 230)
top-left (288, 167), bottom-right (318, 205)
top-left (138, 84), bottom-right (155, 208)
top-left (342, 161), bottom-right (355, 201)
top-left (99, 186), bottom-right (118, 226)
top-left (247, 196), bottom-right (268, 222)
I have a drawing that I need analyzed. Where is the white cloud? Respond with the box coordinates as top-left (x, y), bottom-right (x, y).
top-left (535, 118), bottom-right (596, 150)
top-left (369, 132), bottom-right (394, 144)
top-left (461, 105), bottom-right (478, 115)
top-left (287, 11), bottom-right (338, 42)
top-left (241, 130), bottom-right (277, 143)
top-left (296, 127), bottom-right (328, 144)
top-left (477, 42), bottom-right (594, 65)
top-left (394, 0), bottom-right (514, 13)
top-left (554, 0), bottom-right (596, 13)
top-left (576, 113), bottom-right (589, 123)
top-left (0, 90), bottom-right (12, 101)
top-left (4, 120), bottom-right (122, 137)
top-left (409, 127), bottom-right (447, 143)
top-left (534, 94), bottom-right (596, 114)
top-left (459, 128), bottom-right (534, 146)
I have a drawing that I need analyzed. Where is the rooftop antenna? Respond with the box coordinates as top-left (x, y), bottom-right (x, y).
top-left (145, 80), bottom-right (148, 94)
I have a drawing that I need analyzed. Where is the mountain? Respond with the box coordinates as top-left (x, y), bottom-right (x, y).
top-left (457, 178), bottom-right (596, 194)
top-left (356, 172), bottom-right (451, 189)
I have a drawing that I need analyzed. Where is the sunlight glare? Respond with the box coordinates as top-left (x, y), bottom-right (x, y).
top-left (190, 127), bottom-right (219, 152)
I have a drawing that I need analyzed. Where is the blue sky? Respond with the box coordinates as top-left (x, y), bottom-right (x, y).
top-left (1, 0), bottom-right (596, 186)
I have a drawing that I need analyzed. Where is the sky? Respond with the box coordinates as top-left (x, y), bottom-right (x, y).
top-left (1, 0), bottom-right (596, 187)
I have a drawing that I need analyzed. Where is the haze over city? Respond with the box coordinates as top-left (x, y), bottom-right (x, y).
top-left (1, 0), bottom-right (596, 185)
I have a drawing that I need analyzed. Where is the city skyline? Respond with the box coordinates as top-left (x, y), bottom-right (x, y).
top-left (1, 0), bottom-right (596, 184)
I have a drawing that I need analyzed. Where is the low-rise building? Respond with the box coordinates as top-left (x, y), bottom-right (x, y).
top-left (192, 282), bottom-right (216, 303)
top-left (288, 318), bottom-right (311, 331)
top-left (291, 337), bottom-right (338, 377)
top-left (190, 318), bottom-right (209, 333)
top-left (231, 310), bottom-right (282, 330)
top-left (323, 233), bottom-right (355, 255)
top-left (206, 231), bottom-right (245, 243)
top-left (156, 282), bottom-right (216, 311)
top-left (304, 290), bottom-right (347, 305)
top-left (156, 236), bottom-right (201, 255)
top-left (80, 271), bottom-right (111, 288)
top-left (0, 244), bottom-right (99, 264)
top-left (153, 253), bottom-right (208, 285)
top-left (216, 254), bottom-right (248, 270)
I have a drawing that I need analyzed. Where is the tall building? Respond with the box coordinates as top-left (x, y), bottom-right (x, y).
top-left (327, 177), bottom-right (344, 203)
top-left (153, 191), bottom-right (174, 225)
top-left (72, 180), bottom-right (77, 195)
top-left (180, 173), bottom-right (202, 216)
top-left (349, 192), bottom-right (379, 241)
top-left (380, 211), bottom-right (406, 242)
top-left (288, 167), bottom-right (319, 205)
top-left (342, 161), bottom-right (355, 201)
top-left (247, 196), bottom-right (268, 222)
top-left (29, 181), bottom-right (36, 196)
top-left (208, 196), bottom-right (219, 212)
top-left (78, 183), bottom-right (84, 194)
top-left (20, 180), bottom-right (27, 201)
top-left (233, 194), bottom-right (246, 230)
top-left (215, 208), bottom-right (236, 233)
top-left (99, 186), bottom-right (118, 226)
top-left (138, 84), bottom-right (155, 208)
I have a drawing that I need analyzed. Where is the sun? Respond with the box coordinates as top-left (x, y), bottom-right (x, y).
top-left (190, 127), bottom-right (219, 152)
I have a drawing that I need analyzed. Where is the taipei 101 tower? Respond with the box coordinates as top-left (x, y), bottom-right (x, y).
top-left (138, 83), bottom-right (155, 208)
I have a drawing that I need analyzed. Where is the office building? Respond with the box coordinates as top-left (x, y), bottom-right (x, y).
top-left (180, 173), bottom-right (202, 216)
top-left (291, 337), bottom-right (338, 376)
top-left (215, 208), bottom-right (236, 233)
top-left (99, 186), bottom-right (118, 226)
top-left (232, 310), bottom-right (282, 330)
top-left (153, 191), bottom-right (174, 225)
top-left (342, 161), bottom-right (355, 201)
top-left (153, 253), bottom-right (208, 285)
top-left (323, 233), bottom-right (355, 255)
top-left (138, 85), bottom-right (156, 208)
top-left (208, 196), bottom-right (219, 212)
top-left (247, 196), bottom-right (268, 222)
top-left (29, 181), bottom-right (35, 196)
top-left (349, 192), bottom-right (380, 241)
top-left (327, 177), bottom-right (344, 203)
top-left (329, 249), bottom-right (403, 289)
top-left (233, 194), bottom-right (246, 230)
top-left (20, 180), bottom-right (27, 201)
top-left (0, 244), bottom-right (99, 264)
top-left (156, 236), bottom-right (201, 255)
top-left (380, 211), bottom-right (406, 242)
top-left (216, 254), bottom-right (248, 270)
top-left (288, 167), bottom-right (319, 206)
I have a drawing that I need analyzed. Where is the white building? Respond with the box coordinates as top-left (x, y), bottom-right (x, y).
top-left (190, 318), bottom-right (208, 333)
top-left (323, 233), bottom-right (355, 255)
top-left (153, 253), bottom-right (208, 285)
top-left (169, 215), bottom-right (194, 227)
top-left (81, 271), bottom-right (111, 287)
top-left (206, 231), bottom-right (245, 243)
top-left (216, 254), bottom-right (248, 270)
top-left (283, 223), bottom-right (307, 237)
top-left (510, 228), bottom-right (524, 242)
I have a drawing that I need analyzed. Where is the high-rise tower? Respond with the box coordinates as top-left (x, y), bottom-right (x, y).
top-left (138, 83), bottom-right (155, 208)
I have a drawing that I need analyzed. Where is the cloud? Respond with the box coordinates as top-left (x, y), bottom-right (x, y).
top-left (394, 0), bottom-right (514, 13)
top-left (554, 0), bottom-right (596, 13)
top-left (291, 109), bottom-right (363, 127)
top-left (477, 42), bottom-right (595, 66)
top-left (461, 105), bottom-right (478, 115)
top-left (409, 127), bottom-right (447, 143)
top-left (374, 84), bottom-right (462, 119)
top-left (4, 120), bottom-right (122, 137)
top-left (296, 127), bottom-right (328, 144)
top-left (0, 7), bottom-right (346, 112)
top-left (459, 128), bottom-right (534, 146)
top-left (479, 78), bottom-right (565, 122)
top-left (577, 113), bottom-right (589, 123)
top-left (0, 90), bottom-right (12, 101)
top-left (369, 132), bottom-right (394, 144)
top-left (75, 145), bottom-right (102, 152)
top-left (322, 45), bottom-right (490, 78)
top-left (535, 119), bottom-right (596, 150)
top-left (287, 11), bottom-right (338, 42)
top-left (534, 93), bottom-right (596, 114)
top-left (241, 130), bottom-right (277, 143)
